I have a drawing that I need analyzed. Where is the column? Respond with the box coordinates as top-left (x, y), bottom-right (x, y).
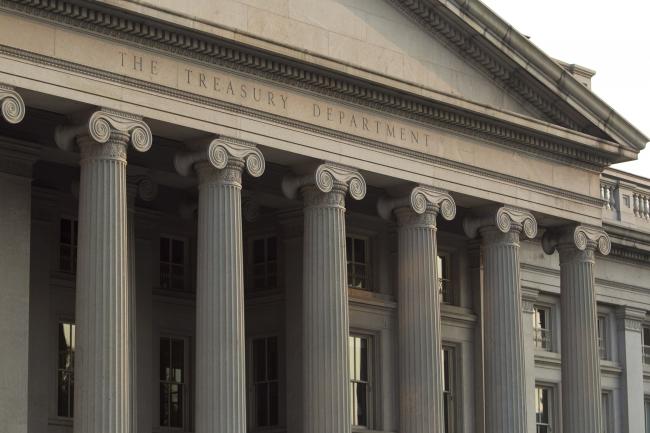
top-left (522, 288), bottom-right (540, 433)
top-left (126, 175), bottom-right (157, 433)
top-left (377, 185), bottom-right (456, 433)
top-left (542, 225), bottom-right (610, 433)
top-left (55, 108), bottom-right (152, 433)
top-left (175, 137), bottom-right (265, 433)
top-left (0, 98), bottom-right (38, 433)
top-left (616, 306), bottom-right (646, 433)
top-left (464, 206), bottom-right (537, 433)
top-left (282, 162), bottom-right (366, 433)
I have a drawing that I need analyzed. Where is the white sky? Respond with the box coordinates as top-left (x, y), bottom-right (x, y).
top-left (481, 0), bottom-right (650, 177)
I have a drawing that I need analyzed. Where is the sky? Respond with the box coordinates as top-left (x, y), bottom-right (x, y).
top-left (481, 0), bottom-right (650, 177)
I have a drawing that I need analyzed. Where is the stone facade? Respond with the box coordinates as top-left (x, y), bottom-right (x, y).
top-left (0, 1), bottom-right (649, 433)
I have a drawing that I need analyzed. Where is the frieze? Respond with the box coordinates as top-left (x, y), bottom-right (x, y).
top-left (0, 44), bottom-right (606, 209)
top-left (0, 0), bottom-right (618, 169)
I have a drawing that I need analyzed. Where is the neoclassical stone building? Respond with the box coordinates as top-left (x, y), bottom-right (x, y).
top-left (0, 1), bottom-right (649, 433)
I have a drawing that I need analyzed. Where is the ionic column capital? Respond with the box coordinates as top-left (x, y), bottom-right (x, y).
top-left (542, 225), bottom-right (611, 257)
top-left (377, 185), bottom-right (456, 226)
top-left (174, 137), bottom-right (265, 186)
top-left (281, 161), bottom-right (366, 206)
top-left (463, 205), bottom-right (538, 240)
top-left (0, 84), bottom-right (26, 124)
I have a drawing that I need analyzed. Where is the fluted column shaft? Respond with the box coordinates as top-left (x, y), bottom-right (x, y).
top-left (558, 245), bottom-right (602, 433)
top-left (195, 160), bottom-right (246, 433)
top-left (302, 185), bottom-right (351, 433)
top-left (74, 135), bottom-right (131, 433)
top-left (396, 207), bottom-right (444, 433)
top-left (481, 228), bottom-right (527, 433)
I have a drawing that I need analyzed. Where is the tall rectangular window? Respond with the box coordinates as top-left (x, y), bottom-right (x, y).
top-left (598, 315), bottom-right (608, 360)
top-left (533, 306), bottom-right (552, 351)
top-left (250, 336), bottom-right (279, 428)
top-left (159, 337), bottom-right (186, 428)
top-left (645, 397), bottom-right (650, 433)
top-left (442, 345), bottom-right (457, 433)
top-left (437, 254), bottom-right (452, 305)
top-left (160, 237), bottom-right (186, 291)
top-left (57, 322), bottom-right (75, 418)
top-left (643, 326), bottom-right (650, 365)
top-left (251, 236), bottom-right (278, 292)
top-left (59, 218), bottom-right (78, 273)
top-left (346, 236), bottom-right (368, 290)
top-left (535, 385), bottom-right (553, 433)
top-left (349, 335), bottom-right (371, 427)
top-left (601, 391), bottom-right (612, 433)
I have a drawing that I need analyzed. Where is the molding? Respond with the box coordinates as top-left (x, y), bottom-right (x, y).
top-left (616, 306), bottom-right (646, 332)
top-left (377, 185), bottom-right (456, 221)
top-left (609, 245), bottom-right (650, 264)
top-left (393, 0), bottom-right (647, 151)
top-left (0, 136), bottom-right (40, 177)
top-left (0, 83), bottom-right (25, 123)
top-left (0, 0), bottom-right (629, 167)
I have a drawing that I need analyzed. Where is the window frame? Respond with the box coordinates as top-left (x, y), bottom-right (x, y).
top-left (56, 320), bottom-right (76, 419)
top-left (534, 383), bottom-right (557, 433)
top-left (158, 334), bottom-right (191, 431)
top-left (349, 332), bottom-right (376, 431)
top-left (247, 234), bottom-right (280, 294)
top-left (601, 390), bottom-right (613, 433)
top-left (597, 314), bottom-right (609, 361)
top-left (247, 335), bottom-right (281, 430)
top-left (58, 216), bottom-right (78, 274)
top-left (346, 234), bottom-right (371, 291)
top-left (158, 235), bottom-right (189, 293)
top-left (643, 325), bottom-right (650, 366)
top-left (442, 342), bottom-right (461, 433)
top-left (644, 396), bottom-right (650, 433)
top-left (437, 252), bottom-right (454, 305)
top-left (532, 305), bottom-right (553, 352)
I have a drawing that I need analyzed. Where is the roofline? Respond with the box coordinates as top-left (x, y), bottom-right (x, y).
top-left (442, 0), bottom-right (649, 151)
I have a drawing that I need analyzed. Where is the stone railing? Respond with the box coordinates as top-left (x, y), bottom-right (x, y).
top-left (601, 169), bottom-right (650, 230)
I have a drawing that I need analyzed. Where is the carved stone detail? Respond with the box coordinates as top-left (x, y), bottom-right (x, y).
top-left (55, 108), bottom-right (152, 155)
top-left (542, 225), bottom-right (611, 256)
top-left (282, 162), bottom-right (366, 203)
top-left (463, 205), bottom-right (537, 239)
top-left (0, 84), bottom-right (25, 124)
top-left (377, 185), bottom-right (456, 222)
top-left (616, 306), bottom-right (646, 333)
top-left (174, 137), bottom-right (265, 183)
top-left (127, 175), bottom-right (158, 202)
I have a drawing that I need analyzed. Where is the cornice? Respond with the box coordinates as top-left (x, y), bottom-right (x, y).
top-left (0, 0), bottom-right (624, 168)
top-left (408, 0), bottom-right (647, 151)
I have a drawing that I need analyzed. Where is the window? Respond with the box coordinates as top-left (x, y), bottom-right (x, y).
top-left (250, 336), bottom-right (279, 428)
top-left (160, 237), bottom-right (186, 291)
top-left (346, 236), bottom-right (368, 290)
top-left (59, 218), bottom-right (78, 273)
top-left (644, 326), bottom-right (650, 365)
top-left (437, 254), bottom-right (452, 305)
top-left (159, 337), bottom-right (187, 428)
top-left (533, 306), bottom-right (552, 351)
top-left (250, 236), bottom-right (278, 292)
top-left (645, 397), bottom-right (650, 433)
top-left (535, 385), bottom-right (553, 433)
top-left (442, 345), bottom-right (458, 433)
top-left (601, 391), bottom-right (612, 433)
top-left (349, 335), bottom-right (371, 428)
top-left (57, 322), bottom-right (75, 418)
top-left (598, 315), bottom-right (608, 360)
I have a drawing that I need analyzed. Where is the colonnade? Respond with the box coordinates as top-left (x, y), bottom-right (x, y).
top-left (1, 96), bottom-right (622, 433)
